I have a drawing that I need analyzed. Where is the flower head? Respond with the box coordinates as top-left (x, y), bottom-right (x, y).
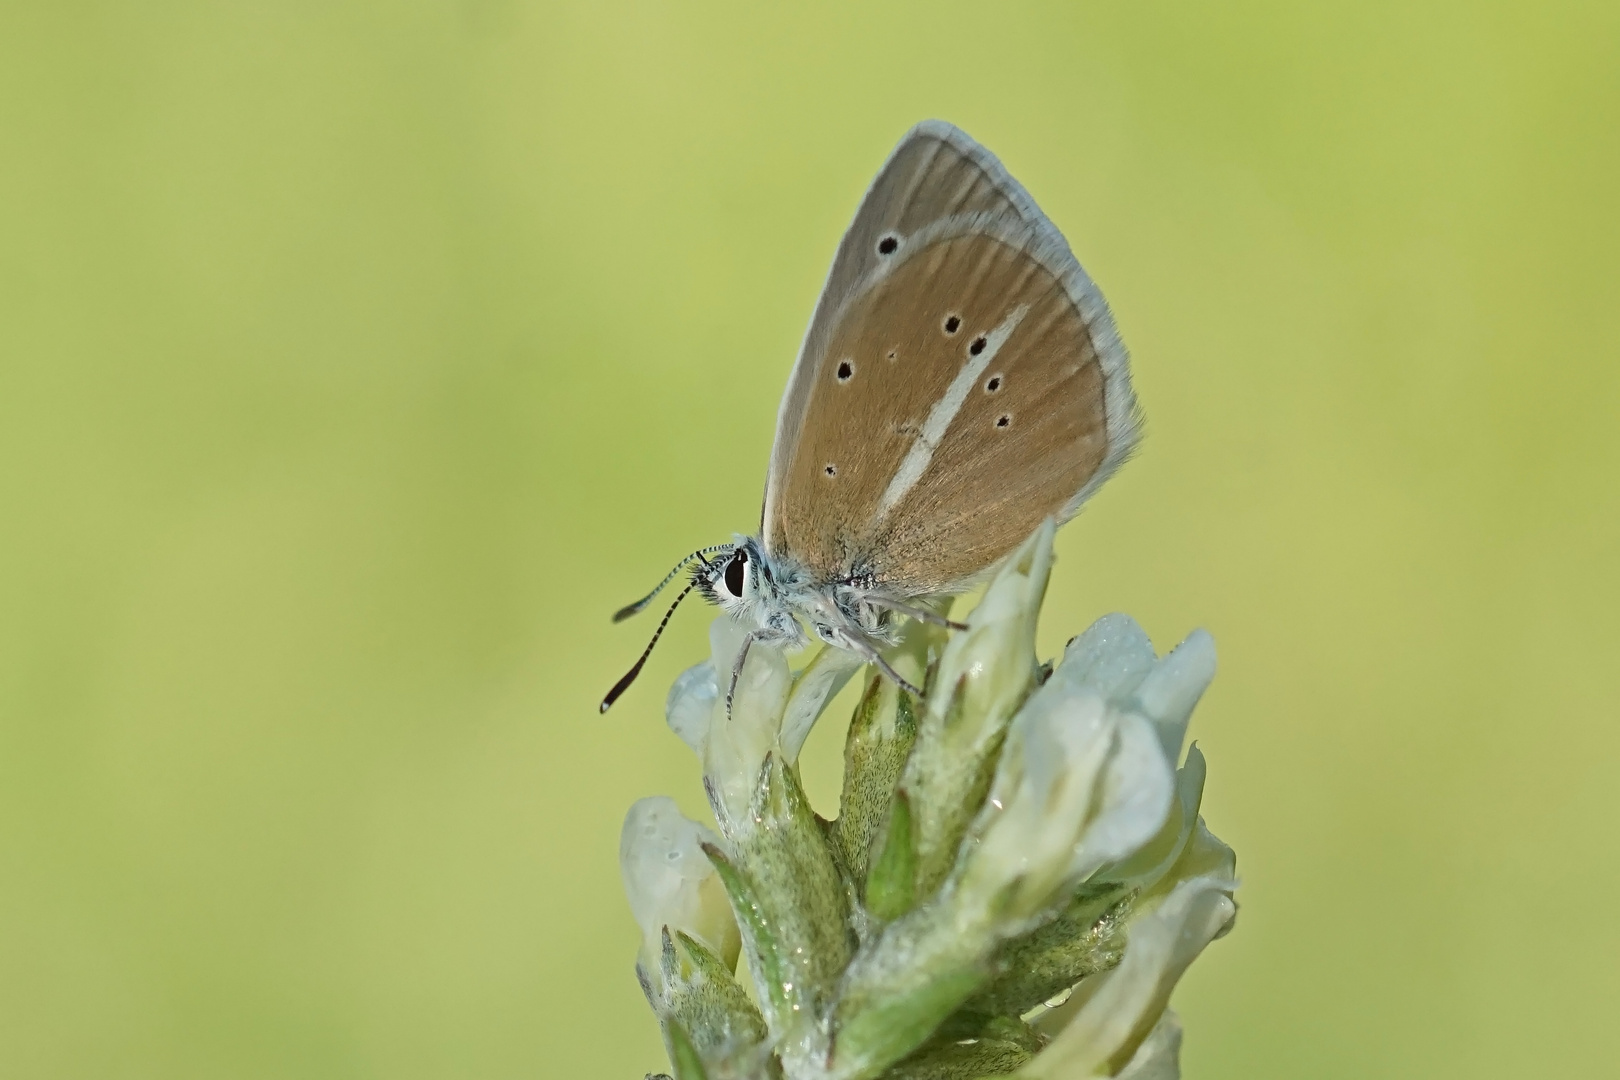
top-left (621, 523), bottom-right (1239, 1080)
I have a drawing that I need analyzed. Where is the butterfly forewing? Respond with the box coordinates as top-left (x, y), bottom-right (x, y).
top-left (763, 121), bottom-right (1139, 595)
top-left (765, 123), bottom-right (1053, 535)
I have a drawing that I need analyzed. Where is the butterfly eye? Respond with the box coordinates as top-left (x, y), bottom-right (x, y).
top-left (722, 549), bottom-right (748, 598)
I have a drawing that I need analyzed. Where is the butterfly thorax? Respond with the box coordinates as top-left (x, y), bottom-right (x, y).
top-left (694, 535), bottom-right (902, 656)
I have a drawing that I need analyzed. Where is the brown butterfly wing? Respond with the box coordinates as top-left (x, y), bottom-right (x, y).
top-left (762, 122), bottom-right (1139, 595)
top-left (764, 122), bottom-right (1034, 529)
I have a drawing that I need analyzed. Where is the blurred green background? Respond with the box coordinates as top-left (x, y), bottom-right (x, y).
top-left (2, 2), bottom-right (1616, 1077)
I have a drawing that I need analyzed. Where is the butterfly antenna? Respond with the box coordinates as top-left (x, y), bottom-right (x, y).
top-left (611, 545), bottom-right (730, 623)
top-left (600, 580), bottom-right (698, 713)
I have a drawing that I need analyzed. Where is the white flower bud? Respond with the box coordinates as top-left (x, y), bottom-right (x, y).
top-left (927, 518), bottom-right (1054, 734)
top-left (952, 608), bottom-right (1211, 919)
top-left (1059, 613), bottom-right (1158, 699)
top-left (619, 797), bottom-right (740, 999)
top-left (954, 611), bottom-right (1220, 924)
top-left (1095, 745), bottom-right (1209, 891)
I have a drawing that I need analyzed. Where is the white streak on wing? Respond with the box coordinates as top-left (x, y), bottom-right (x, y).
top-left (876, 303), bottom-right (1029, 520)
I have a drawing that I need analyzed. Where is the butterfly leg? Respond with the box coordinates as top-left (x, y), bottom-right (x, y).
top-left (833, 630), bottom-right (924, 699)
top-left (724, 629), bottom-right (771, 721)
top-left (863, 595), bottom-right (968, 632)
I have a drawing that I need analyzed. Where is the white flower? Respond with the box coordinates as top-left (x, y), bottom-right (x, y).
top-left (957, 614), bottom-right (1218, 924)
top-left (618, 796), bottom-right (740, 1000)
top-left (960, 686), bottom-right (1169, 922)
top-left (664, 617), bottom-right (791, 831)
top-left (666, 615), bottom-right (859, 834)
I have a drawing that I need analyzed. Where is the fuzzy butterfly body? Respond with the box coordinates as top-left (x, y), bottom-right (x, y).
top-left (602, 121), bottom-right (1140, 713)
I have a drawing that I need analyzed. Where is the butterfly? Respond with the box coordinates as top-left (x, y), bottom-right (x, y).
top-left (602, 120), bottom-right (1140, 715)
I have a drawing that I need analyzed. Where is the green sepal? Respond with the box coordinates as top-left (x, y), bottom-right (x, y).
top-left (832, 966), bottom-right (986, 1080)
top-left (701, 842), bottom-right (791, 1020)
top-left (704, 753), bottom-right (855, 1041)
top-left (837, 666), bottom-right (922, 887)
top-left (665, 1019), bottom-right (709, 1080)
top-left (742, 753), bottom-right (855, 1020)
top-left (933, 1011), bottom-right (1045, 1053)
top-left (656, 928), bottom-right (770, 1067)
top-left (817, 812), bottom-right (866, 940)
top-left (966, 883), bottom-right (1131, 1016)
top-left (673, 929), bottom-right (736, 981)
top-left (882, 1013), bottom-right (1042, 1079)
top-left (864, 789), bottom-right (916, 922)
top-left (659, 926), bottom-right (684, 991)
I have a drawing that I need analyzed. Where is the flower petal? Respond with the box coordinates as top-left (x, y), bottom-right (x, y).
top-left (1061, 614), bottom-right (1159, 702)
top-left (779, 644), bottom-right (863, 762)
top-left (1115, 1009), bottom-right (1183, 1080)
top-left (666, 661), bottom-right (717, 756)
top-left (1131, 630), bottom-right (1216, 764)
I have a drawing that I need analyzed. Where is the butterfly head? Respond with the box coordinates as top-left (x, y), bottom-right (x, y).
top-left (695, 536), bottom-right (809, 645)
top-left (696, 536), bottom-right (767, 614)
